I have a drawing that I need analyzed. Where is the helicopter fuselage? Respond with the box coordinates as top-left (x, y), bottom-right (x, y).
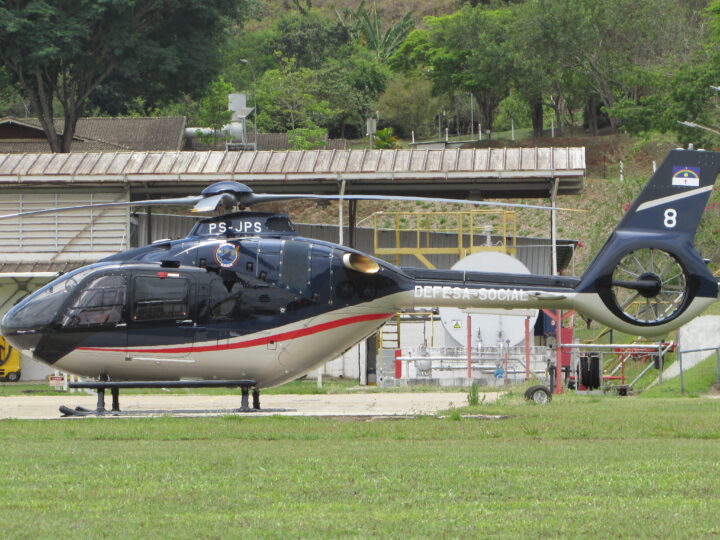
top-left (1, 212), bottom-right (414, 386)
top-left (0, 211), bottom-right (587, 387)
top-left (3, 189), bottom-right (718, 388)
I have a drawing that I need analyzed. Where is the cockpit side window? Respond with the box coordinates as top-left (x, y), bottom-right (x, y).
top-left (3, 267), bottom-right (97, 330)
top-left (61, 274), bottom-right (126, 328)
top-left (132, 276), bottom-right (189, 321)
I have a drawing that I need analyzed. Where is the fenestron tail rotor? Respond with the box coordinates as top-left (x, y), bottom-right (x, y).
top-left (610, 248), bottom-right (689, 324)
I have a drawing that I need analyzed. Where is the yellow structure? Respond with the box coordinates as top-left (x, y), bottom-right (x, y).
top-left (372, 210), bottom-right (516, 353)
top-left (371, 210), bottom-right (517, 268)
top-left (0, 337), bottom-right (21, 382)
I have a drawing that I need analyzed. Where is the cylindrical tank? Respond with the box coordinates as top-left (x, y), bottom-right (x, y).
top-left (439, 251), bottom-right (539, 347)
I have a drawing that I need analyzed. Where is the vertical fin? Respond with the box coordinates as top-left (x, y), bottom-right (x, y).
top-left (614, 149), bottom-right (720, 237)
top-left (579, 149), bottom-right (720, 310)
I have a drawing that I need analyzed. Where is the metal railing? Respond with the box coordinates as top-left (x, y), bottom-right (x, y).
top-left (366, 210), bottom-right (517, 268)
top-left (394, 345), bottom-right (549, 386)
top-left (560, 342), bottom-right (674, 390)
top-left (676, 346), bottom-right (720, 394)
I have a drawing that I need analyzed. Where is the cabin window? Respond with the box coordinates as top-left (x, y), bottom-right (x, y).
top-left (208, 280), bottom-right (242, 320)
top-left (132, 276), bottom-right (189, 321)
top-left (62, 274), bottom-right (126, 327)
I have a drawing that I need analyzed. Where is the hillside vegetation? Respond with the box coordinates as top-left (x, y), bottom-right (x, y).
top-left (3, 1), bottom-right (720, 152)
top-left (1, 1), bottom-right (719, 274)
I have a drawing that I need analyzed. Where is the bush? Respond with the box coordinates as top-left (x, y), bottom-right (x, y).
top-left (288, 127), bottom-right (327, 150)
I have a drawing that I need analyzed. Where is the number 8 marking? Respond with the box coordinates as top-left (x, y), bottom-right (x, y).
top-left (664, 208), bottom-right (677, 228)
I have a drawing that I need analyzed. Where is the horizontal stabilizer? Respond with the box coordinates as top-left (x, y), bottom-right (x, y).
top-left (527, 291), bottom-right (567, 301)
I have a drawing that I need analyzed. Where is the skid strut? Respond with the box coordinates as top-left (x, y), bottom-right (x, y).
top-left (60, 379), bottom-right (259, 417)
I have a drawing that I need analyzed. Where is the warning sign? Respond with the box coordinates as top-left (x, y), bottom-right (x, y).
top-left (49, 375), bottom-right (65, 389)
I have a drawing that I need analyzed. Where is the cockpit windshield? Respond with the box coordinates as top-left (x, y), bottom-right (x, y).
top-left (2, 267), bottom-right (96, 329)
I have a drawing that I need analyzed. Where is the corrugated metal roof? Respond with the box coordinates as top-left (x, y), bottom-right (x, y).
top-left (0, 147), bottom-right (585, 197)
top-left (0, 117), bottom-right (186, 152)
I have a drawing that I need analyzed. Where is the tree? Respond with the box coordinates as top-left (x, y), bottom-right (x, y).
top-left (196, 78), bottom-right (235, 147)
top-left (272, 10), bottom-right (350, 70)
top-left (567, 0), bottom-right (715, 142)
top-left (393, 5), bottom-right (516, 133)
top-left (0, 66), bottom-right (25, 116)
top-left (288, 127), bottom-right (326, 150)
top-left (521, 0), bottom-right (701, 131)
top-left (221, 26), bottom-right (278, 95)
top-left (316, 45), bottom-right (390, 137)
top-left (512, 1), bottom-right (593, 136)
top-left (0, 0), bottom-right (245, 152)
top-left (377, 72), bottom-right (439, 138)
top-left (336, 1), bottom-right (415, 64)
top-left (372, 127), bottom-right (399, 149)
top-left (255, 59), bottom-right (335, 132)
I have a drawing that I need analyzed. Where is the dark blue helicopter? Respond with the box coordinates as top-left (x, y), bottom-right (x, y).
top-left (0, 148), bottom-right (718, 411)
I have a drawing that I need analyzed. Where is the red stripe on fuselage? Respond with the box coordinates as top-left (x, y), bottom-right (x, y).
top-left (77, 312), bottom-right (393, 355)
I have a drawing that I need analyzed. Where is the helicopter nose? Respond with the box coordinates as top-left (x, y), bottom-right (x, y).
top-left (1, 302), bottom-right (50, 354)
top-left (0, 326), bottom-right (42, 353)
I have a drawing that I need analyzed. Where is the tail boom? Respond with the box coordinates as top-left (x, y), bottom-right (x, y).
top-left (396, 148), bottom-right (720, 336)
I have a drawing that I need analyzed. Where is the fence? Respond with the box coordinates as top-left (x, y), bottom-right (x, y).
top-left (676, 346), bottom-right (720, 394)
top-left (381, 345), bottom-right (550, 387)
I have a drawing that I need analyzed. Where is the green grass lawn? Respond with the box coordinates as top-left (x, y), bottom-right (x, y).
top-left (641, 352), bottom-right (720, 398)
top-left (1, 395), bottom-right (719, 538)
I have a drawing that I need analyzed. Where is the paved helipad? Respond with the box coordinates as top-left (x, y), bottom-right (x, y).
top-left (0, 391), bottom-right (499, 419)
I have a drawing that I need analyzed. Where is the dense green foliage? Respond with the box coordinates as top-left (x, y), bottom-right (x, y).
top-left (195, 78), bottom-right (235, 146)
top-left (3, 0), bottom-right (720, 147)
top-left (0, 0), bottom-right (247, 152)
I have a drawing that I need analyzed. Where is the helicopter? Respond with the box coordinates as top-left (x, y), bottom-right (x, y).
top-left (0, 147), bottom-right (718, 413)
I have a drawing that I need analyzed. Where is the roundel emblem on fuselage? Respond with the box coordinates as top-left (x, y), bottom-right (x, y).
top-left (214, 243), bottom-right (239, 268)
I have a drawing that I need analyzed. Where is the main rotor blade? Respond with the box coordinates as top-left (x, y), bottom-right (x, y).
top-left (241, 193), bottom-right (582, 212)
top-left (0, 196), bottom-right (203, 220)
top-left (191, 193), bottom-right (236, 214)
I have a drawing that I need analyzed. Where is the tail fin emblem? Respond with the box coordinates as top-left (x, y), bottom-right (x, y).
top-left (672, 166), bottom-right (700, 187)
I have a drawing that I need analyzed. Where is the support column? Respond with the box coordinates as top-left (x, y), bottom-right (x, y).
top-left (111, 388), bottom-right (120, 412)
top-left (96, 388), bottom-right (106, 413)
top-left (550, 178), bottom-right (559, 276)
top-left (525, 317), bottom-right (531, 380)
top-left (554, 310), bottom-right (563, 394)
top-left (338, 177), bottom-right (346, 246)
top-left (467, 313), bottom-right (472, 381)
top-left (145, 206), bottom-right (153, 246)
top-left (348, 199), bottom-right (357, 249)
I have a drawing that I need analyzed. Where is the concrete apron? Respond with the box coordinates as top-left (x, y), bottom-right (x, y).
top-left (0, 391), bottom-right (499, 420)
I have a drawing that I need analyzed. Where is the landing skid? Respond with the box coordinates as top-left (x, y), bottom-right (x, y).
top-left (59, 379), bottom-right (260, 417)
